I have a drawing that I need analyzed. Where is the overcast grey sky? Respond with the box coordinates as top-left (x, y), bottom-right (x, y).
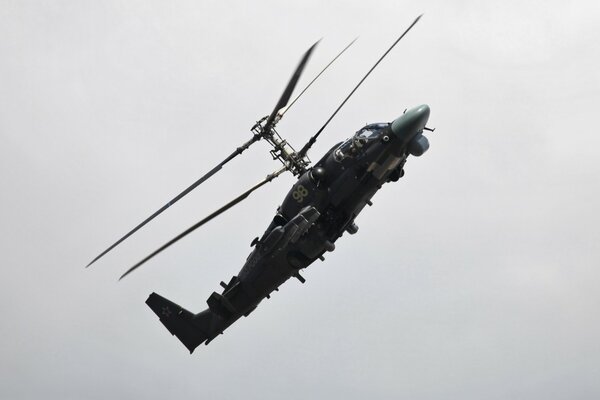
top-left (1, 1), bottom-right (599, 399)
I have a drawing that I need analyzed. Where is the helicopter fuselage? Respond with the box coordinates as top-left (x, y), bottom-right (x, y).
top-left (146, 104), bottom-right (431, 352)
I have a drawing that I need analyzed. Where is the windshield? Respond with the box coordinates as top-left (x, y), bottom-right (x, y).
top-left (354, 123), bottom-right (388, 143)
top-left (333, 123), bottom-right (389, 162)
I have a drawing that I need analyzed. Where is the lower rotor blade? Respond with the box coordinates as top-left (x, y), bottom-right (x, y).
top-left (86, 135), bottom-right (260, 268)
top-left (298, 14), bottom-right (423, 158)
top-left (118, 167), bottom-right (287, 280)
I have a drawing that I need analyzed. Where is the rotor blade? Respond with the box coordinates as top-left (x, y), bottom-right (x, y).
top-left (86, 135), bottom-right (260, 268)
top-left (298, 14), bottom-right (423, 158)
top-left (118, 167), bottom-right (287, 280)
top-left (279, 37), bottom-right (358, 119)
top-left (263, 40), bottom-right (320, 132)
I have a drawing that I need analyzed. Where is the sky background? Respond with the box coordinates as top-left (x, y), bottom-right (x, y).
top-left (1, 1), bottom-right (599, 399)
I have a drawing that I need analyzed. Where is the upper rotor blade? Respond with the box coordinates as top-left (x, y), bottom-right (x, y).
top-left (118, 167), bottom-right (287, 280)
top-left (86, 135), bottom-right (260, 268)
top-left (263, 40), bottom-right (320, 131)
top-left (298, 14), bottom-right (423, 158)
top-left (279, 37), bottom-right (358, 119)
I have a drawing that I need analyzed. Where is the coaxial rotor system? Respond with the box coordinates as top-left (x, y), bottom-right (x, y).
top-left (86, 15), bottom-right (424, 279)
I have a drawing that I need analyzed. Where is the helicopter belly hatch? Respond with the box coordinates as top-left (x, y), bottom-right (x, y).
top-left (87, 15), bottom-right (432, 354)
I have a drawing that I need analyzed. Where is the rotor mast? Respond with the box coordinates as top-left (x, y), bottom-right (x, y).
top-left (252, 116), bottom-right (311, 177)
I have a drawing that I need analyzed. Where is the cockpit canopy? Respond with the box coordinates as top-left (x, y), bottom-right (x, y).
top-left (334, 123), bottom-right (389, 162)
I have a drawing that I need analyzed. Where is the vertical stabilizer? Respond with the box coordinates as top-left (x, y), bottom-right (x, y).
top-left (146, 292), bottom-right (221, 353)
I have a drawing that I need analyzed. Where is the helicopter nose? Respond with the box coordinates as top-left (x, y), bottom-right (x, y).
top-left (390, 104), bottom-right (430, 142)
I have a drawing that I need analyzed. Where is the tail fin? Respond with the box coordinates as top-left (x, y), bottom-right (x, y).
top-left (146, 292), bottom-right (220, 353)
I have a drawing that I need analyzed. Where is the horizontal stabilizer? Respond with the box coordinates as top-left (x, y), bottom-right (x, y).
top-left (146, 292), bottom-right (216, 353)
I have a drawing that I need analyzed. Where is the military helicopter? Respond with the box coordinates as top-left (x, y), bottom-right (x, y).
top-left (87, 15), bottom-right (433, 353)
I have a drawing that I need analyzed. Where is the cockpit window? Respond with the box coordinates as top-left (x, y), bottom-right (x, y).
top-left (356, 129), bottom-right (379, 141)
top-left (354, 123), bottom-right (388, 142)
top-left (334, 123), bottom-right (389, 162)
top-left (333, 138), bottom-right (357, 162)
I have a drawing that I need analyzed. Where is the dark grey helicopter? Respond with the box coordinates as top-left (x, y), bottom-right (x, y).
top-left (87, 15), bottom-right (433, 353)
